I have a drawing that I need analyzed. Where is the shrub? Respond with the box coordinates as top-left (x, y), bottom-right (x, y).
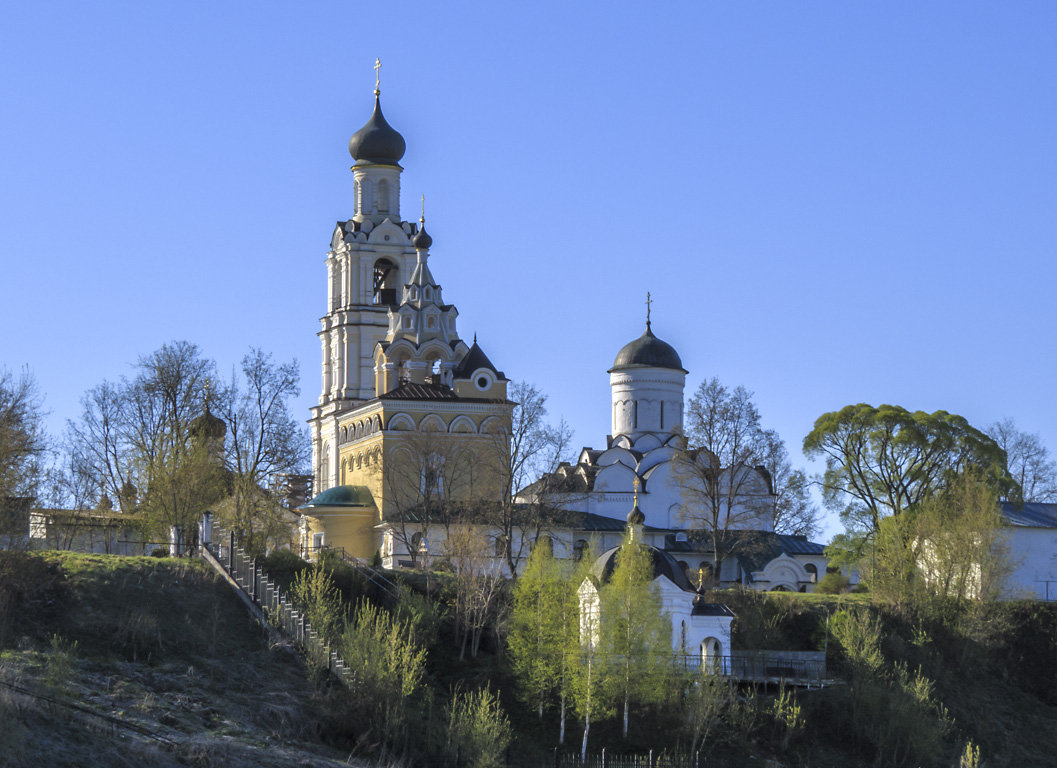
top-left (291, 565), bottom-right (344, 645)
top-left (816, 571), bottom-right (850, 594)
top-left (339, 601), bottom-right (427, 754)
top-left (445, 686), bottom-right (511, 768)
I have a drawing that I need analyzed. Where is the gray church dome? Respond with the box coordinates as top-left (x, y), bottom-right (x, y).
top-left (590, 543), bottom-right (695, 592)
top-left (348, 95), bottom-right (406, 166)
top-left (609, 326), bottom-right (685, 373)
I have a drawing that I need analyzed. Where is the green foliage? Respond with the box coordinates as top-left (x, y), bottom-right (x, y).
top-left (43, 633), bottom-right (77, 698)
top-left (803, 404), bottom-right (1014, 534)
top-left (445, 685), bottom-right (512, 768)
top-left (507, 542), bottom-right (570, 719)
top-left (815, 571), bottom-right (850, 594)
top-left (393, 583), bottom-right (443, 649)
top-left (771, 684), bottom-right (804, 750)
top-left (259, 548), bottom-right (308, 587)
top-left (959, 740), bottom-right (982, 768)
top-left (338, 601), bottom-right (427, 754)
top-left (829, 608), bottom-right (952, 767)
top-left (290, 564), bottom-right (343, 645)
top-left (598, 531), bottom-right (675, 739)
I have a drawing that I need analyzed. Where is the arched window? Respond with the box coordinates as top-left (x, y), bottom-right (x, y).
top-left (702, 637), bottom-right (723, 674)
top-left (411, 532), bottom-right (423, 555)
top-left (805, 563), bottom-right (818, 583)
top-left (573, 539), bottom-right (588, 561)
top-left (373, 258), bottom-right (397, 305)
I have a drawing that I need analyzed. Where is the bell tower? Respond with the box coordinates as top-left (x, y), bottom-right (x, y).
top-left (309, 62), bottom-right (425, 492)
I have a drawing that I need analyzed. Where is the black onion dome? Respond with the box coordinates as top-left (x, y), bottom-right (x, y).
top-left (413, 223), bottom-right (432, 250)
top-left (627, 505), bottom-right (645, 525)
top-left (191, 407), bottom-right (226, 440)
top-left (609, 327), bottom-right (685, 372)
top-left (348, 95), bottom-right (406, 165)
top-left (590, 544), bottom-right (695, 592)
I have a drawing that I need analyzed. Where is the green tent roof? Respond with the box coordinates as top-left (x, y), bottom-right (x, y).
top-left (301, 485), bottom-right (375, 509)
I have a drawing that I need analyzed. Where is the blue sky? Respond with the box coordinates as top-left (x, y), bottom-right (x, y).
top-left (3, 2), bottom-right (1056, 541)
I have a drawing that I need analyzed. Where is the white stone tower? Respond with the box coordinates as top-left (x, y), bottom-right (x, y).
top-left (608, 303), bottom-right (687, 446)
top-left (309, 68), bottom-right (424, 492)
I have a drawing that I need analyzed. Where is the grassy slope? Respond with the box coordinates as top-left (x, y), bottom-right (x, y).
top-left (0, 552), bottom-right (363, 768)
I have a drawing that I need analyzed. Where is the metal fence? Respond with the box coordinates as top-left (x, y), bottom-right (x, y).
top-left (552, 749), bottom-right (707, 768)
top-left (205, 527), bottom-right (356, 687)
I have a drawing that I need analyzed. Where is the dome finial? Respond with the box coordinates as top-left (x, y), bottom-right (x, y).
top-left (627, 476), bottom-right (646, 530)
top-left (645, 291), bottom-right (652, 332)
top-left (420, 193), bottom-right (425, 225)
top-left (374, 57), bottom-right (381, 97)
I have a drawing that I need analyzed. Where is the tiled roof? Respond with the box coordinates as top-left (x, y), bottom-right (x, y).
top-left (380, 381), bottom-right (460, 401)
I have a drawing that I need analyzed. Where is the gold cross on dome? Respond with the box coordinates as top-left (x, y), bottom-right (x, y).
top-left (374, 58), bottom-right (381, 95)
top-left (420, 193), bottom-right (425, 223)
top-left (645, 291), bottom-right (652, 330)
top-left (633, 476), bottom-right (640, 505)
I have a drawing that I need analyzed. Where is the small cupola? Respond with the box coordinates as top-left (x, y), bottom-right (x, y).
top-left (413, 222), bottom-right (432, 251)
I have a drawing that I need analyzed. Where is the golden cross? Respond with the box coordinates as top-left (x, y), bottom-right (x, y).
top-left (645, 291), bottom-right (652, 330)
top-left (374, 57), bottom-right (381, 95)
top-left (633, 476), bottom-right (640, 505)
top-left (420, 193), bottom-right (425, 223)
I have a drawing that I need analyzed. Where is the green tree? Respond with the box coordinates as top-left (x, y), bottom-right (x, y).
top-left (804, 404), bottom-right (1014, 535)
top-left (508, 539), bottom-right (590, 744)
top-left (598, 529), bottom-right (674, 740)
top-left (508, 541), bottom-right (565, 719)
top-left (908, 470), bottom-right (1013, 602)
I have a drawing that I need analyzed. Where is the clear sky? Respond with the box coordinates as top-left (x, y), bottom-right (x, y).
top-left (3, 2), bottom-right (1056, 541)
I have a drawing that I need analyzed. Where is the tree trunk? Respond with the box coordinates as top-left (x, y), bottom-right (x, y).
top-left (581, 712), bottom-right (590, 762)
top-left (559, 693), bottom-right (566, 744)
top-left (623, 694), bottom-right (629, 739)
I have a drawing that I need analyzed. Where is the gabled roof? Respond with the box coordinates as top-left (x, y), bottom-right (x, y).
top-left (1001, 501), bottom-right (1057, 528)
top-left (453, 342), bottom-right (506, 380)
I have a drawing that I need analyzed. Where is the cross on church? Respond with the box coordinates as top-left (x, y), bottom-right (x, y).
top-left (633, 476), bottom-right (640, 505)
top-left (374, 58), bottom-right (381, 95)
top-left (645, 291), bottom-right (652, 330)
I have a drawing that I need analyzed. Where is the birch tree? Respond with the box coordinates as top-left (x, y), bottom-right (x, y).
top-left (598, 530), bottom-right (673, 740)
